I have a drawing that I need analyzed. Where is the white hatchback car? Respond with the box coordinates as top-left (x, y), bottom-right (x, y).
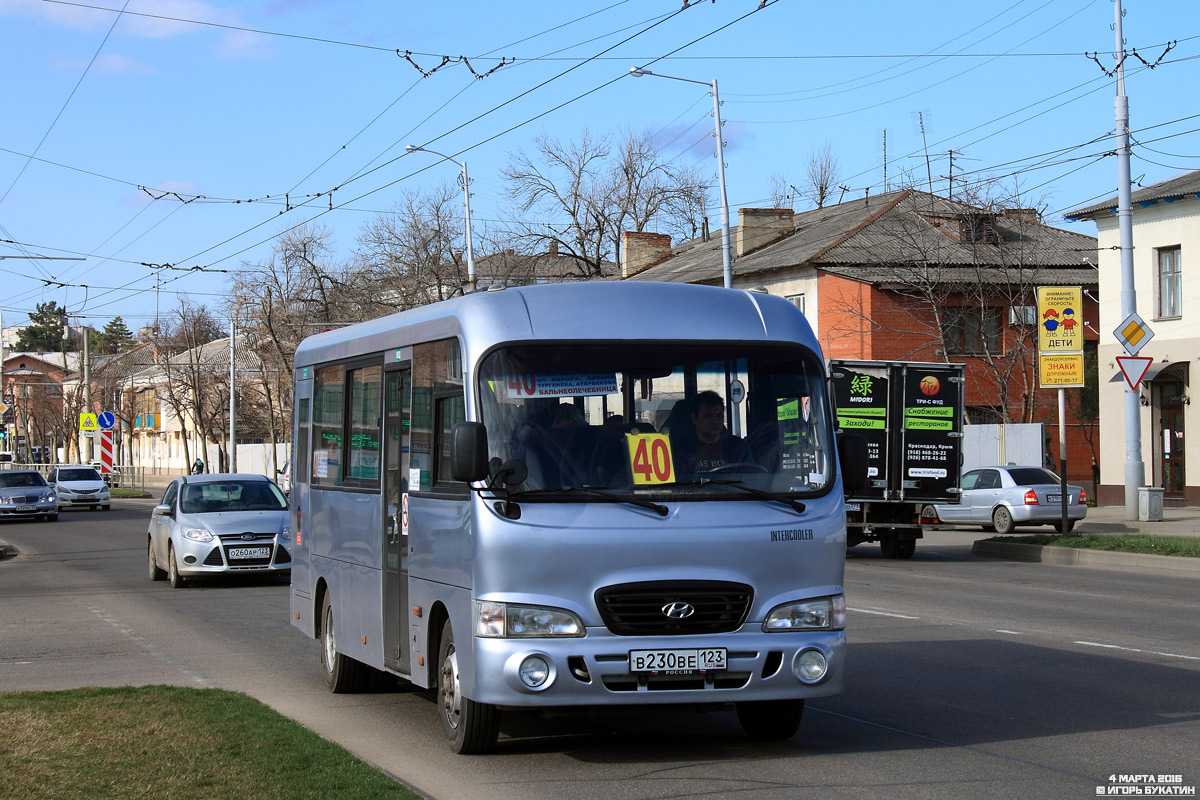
top-left (49, 465), bottom-right (111, 511)
top-left (147, 473), bottom-right (291, 588)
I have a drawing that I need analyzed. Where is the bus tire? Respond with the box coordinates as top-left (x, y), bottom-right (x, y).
top-left (736, 699), bottom-right (804, 740)
top-left (321, 593), bottom-right (369, 693)
top-left (437, 619), bottom-right (500, 754)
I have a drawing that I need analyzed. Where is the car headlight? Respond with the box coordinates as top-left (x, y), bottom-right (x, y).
top-left (43, 493), bottom-right (56, 503)
top-left (279, 526), bottom-right (291, 542)
top-left (475, 601), bottom-right (585, 638)
top-left (182, 528), bottom-right (214, 543)
top-left (764, 594), bottom-right (846, 631)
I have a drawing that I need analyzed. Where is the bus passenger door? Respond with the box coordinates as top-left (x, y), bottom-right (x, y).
top-left (383, 363), bottom-right (412, 673)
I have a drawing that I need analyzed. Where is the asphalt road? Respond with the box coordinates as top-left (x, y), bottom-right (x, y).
top-left (1, 502), bottom-right (1198, 800)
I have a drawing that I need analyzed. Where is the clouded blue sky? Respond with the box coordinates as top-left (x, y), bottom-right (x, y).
top-left (1, 0), bottom-right (1197, 329)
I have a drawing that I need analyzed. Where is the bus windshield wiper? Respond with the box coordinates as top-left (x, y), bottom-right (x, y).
top-left (508, 486), bottom-right (669, 517)
top-left (673, 478), bottom-right (806, 514)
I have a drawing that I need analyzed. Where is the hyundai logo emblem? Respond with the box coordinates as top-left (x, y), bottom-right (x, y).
top-left (662, 601), bottom-right (695, 619)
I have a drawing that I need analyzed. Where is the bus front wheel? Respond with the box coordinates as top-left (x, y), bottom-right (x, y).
top-left (736, 699), bottom-right (804, 740)
top-left (320, 593), bottom-right (369, 693)
top-left (437, 619), bottom-right (500, 754)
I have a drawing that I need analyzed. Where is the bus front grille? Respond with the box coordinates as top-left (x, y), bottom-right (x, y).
top-left (595, 581), bottom-right (752, 636)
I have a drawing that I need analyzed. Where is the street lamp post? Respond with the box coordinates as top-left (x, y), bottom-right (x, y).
top-left (630, 67), bottom-right (731, 290)
top-left (405, 145), bottom-right (477, 293)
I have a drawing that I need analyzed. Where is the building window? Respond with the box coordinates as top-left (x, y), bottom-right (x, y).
top-left (786, 293), bottom-right (805, 314)
top-left (1157, 246), bottom-right (1181, 319)
top-left (945, 307), bottom-right (1002, 355)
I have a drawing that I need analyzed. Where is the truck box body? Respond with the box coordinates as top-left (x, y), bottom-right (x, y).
top-left (829, 360), bottom-right (964, 558)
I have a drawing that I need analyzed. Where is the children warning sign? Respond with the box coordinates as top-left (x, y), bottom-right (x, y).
top-left (1036, 286), bottom-right (1085, 389)
top-left (1036, 286), bottom-right (1083, 354)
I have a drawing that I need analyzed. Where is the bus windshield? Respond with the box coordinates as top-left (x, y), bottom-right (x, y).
top-left (477, 342), bottom-right (833, 500)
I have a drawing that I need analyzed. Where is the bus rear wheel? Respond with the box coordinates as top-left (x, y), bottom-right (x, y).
top-left (437, 619), bottom-right (500, 754)
top-left (320, 593), bottom-right (369, 693)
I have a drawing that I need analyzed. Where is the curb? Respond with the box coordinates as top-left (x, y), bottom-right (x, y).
top-left (972, 540), bottom-right (1200, 575)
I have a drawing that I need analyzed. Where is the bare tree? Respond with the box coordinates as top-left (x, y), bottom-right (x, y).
top-left (801, 141), bottom-right (840, 210)
top-left (820, 186), bottom-right (1083, 425)
top-left (768, 172), bottom-right (794, 210)
top-left (156, 300), bottom-right (227, 469)
top-left (501, 128), bottom-right (709, 276)
top-left (355, 183), bottom-right (470, 310)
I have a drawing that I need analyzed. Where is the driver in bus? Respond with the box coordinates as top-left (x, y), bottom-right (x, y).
top-left (673, 390), bottom-right (747, 474)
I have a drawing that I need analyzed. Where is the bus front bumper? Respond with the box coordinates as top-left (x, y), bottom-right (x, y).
top-left (469, 628), bottom-right (845, 708)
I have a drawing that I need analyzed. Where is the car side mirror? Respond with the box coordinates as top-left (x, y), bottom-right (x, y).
top-left (450, 422), bottom-right (490, 482)
top-left (153, 504), bottom-right (172, 516)
top-left (837, 431), bottom-right (869, 492)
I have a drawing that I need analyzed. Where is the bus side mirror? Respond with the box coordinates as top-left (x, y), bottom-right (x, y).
top-left (451, 422), bottom-right (490, 482)
top-left (837, 432), bottom-right (869, 491)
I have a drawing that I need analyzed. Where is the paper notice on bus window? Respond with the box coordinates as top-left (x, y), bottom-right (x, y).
top-left (501, 373), bottom-right (618, 399)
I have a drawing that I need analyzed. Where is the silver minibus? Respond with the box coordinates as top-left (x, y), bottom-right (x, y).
top-left (289, 281), bottom-right (864, 753)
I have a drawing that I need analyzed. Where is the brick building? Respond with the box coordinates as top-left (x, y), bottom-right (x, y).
top-left (624, 189), bottom-right (1102, 483)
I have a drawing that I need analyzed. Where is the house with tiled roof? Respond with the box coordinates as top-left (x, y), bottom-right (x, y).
top-left (624, 188), bottom-right (1101, 482)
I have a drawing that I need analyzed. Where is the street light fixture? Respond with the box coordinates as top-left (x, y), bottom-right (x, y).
top-left (405, 144), bottom-right (477, 293)
top-left (630, 66), bottom-right (732, 290)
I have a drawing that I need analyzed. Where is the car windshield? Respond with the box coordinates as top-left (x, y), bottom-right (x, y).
top-left (1008, 467), bottom-right (1061, 485)
top-left (180, 481), bottom-right (287, 513)
top-left (0, 472), bottom-right (45, 489)
top-left (477, 342), bottom-right (834, 500)
top-left (59, 468), bottom-right (101, 482)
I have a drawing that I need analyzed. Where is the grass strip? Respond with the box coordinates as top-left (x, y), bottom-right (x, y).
top-left (986, 533), bottom-right (1200, 558)
top-left (0, 686), bottom-right (421, 800)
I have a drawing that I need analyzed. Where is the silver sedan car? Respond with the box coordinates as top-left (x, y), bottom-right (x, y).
top-left (147, 473), bottom-right (291, 588)
top-left (0, 469), bottom-right (57, 521)
top-left (932, 465), bottom-right (1087, 534)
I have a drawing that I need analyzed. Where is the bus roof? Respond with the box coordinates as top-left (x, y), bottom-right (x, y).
top-left (293, 282), bottom-right (819, 370)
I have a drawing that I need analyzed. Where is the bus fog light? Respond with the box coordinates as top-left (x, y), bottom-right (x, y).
top-left (519, 655), bottom-right (551, 688)
top-left (793, 648), bottom-right (828, 684)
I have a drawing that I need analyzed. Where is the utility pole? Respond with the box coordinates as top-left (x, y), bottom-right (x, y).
top-left (229, 314), bottom-right (237, 473)
top-left (1114, 0), bottom-right (1144, 520)
top-left (82, 325), bottom-right (92, 463)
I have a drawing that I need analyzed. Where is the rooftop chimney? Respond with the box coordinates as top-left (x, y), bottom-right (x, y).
top-left (621, 231), bottom-right (672, 278)
top-left (736, 208), bottom-right (793, 257)
top-left (548, 240), bottom-right (558, 258)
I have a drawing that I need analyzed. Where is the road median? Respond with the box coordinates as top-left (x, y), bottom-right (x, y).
top-left (973, 538), bottom-right (1200, 574)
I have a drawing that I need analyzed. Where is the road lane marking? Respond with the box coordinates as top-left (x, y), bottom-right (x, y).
top-left (848, 607), bottom-right (920, 619)
top-left (995, 630), bottom-right (1023, 635)
top-left (1074, 641), bottom-right (1200, 661)
top-left (83, 602), bottom-right (217, 686)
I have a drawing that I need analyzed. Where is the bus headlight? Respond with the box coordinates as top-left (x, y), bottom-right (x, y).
top-left (475, 601), bottom-right (585, 638)
top-left (764, 594), bottom-right (846, 631)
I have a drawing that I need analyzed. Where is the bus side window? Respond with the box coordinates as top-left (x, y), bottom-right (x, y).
top-left (411, 337), bottom-right (464, 493)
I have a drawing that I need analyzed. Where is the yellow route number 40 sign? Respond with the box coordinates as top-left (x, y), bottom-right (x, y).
top-left (625, 433), bottom-right (676, 485)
